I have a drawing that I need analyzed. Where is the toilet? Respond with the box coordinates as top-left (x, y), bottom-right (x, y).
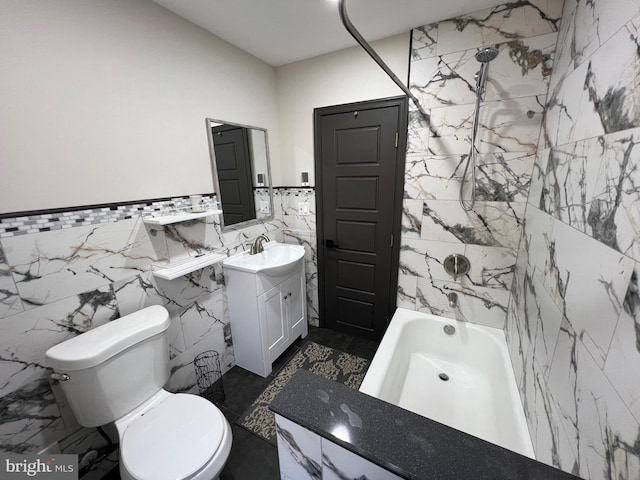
top-left (45, 305), bottom-right (232, 480)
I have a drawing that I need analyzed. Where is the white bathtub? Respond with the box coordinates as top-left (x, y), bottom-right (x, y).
top-left (359, 308), bottom-right (534, 458)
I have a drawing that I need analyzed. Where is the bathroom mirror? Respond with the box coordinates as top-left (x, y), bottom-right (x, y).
top-left (206, 118), bottom-right (273, 230)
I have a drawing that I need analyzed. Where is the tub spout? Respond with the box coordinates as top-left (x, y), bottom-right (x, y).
top-left (447, 292), bottom-right (458, 308)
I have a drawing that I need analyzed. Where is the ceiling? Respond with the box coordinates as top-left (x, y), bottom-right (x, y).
top-left (151, 0), bottom-right (501, 66)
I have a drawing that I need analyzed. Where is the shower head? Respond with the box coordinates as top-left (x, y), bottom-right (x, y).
top-left (475, 47), bottom-right (499, 63)
top-left (474, 47), bottom-right (498, 101)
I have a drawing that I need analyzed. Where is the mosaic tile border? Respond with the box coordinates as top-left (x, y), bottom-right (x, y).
top-left (0, 188), bottom-right (315, 238)
top-left (0, 195), bottom-right (216, 238)
top-left (273, 187), bottom-right (315, 197)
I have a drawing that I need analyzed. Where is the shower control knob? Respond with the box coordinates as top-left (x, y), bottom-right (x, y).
top-left (443, 254), bottom-right (470, 281)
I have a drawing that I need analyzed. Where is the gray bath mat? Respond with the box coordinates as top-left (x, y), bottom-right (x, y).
top-left (236, 341), bottom-right (369, 445)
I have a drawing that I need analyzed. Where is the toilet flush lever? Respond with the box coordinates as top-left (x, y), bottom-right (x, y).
top-left (50, 373), bottom-right (70, 382)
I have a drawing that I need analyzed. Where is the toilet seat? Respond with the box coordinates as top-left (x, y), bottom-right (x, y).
top-left (121, 394), bottom-right (225, 480)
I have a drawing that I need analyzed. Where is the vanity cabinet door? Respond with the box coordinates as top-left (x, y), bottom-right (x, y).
top-left (285, 271), bottom-right (305, 332)
top-left (259, 285), bottom-right (289, 363)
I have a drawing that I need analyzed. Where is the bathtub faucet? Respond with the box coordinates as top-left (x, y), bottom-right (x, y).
top-left (447, 292), bottom-right (458, 308)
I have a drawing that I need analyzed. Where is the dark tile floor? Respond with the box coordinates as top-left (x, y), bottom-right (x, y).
top-left (101, 326), bottom-right (379, 480)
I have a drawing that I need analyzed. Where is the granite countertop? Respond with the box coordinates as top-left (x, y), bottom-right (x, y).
top-left (270, 369), bottom-right (581, 480)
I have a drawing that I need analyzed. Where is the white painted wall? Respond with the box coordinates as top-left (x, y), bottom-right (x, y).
top-left (0, 0), bottom-right (279, 213)
top-left (0, 0), bottom-right (411, 212)
top-left (274, 33), bottom-right (410, 186)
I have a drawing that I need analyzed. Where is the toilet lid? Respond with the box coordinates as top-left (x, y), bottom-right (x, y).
top-left (121, 394), bottom-right (225, 480)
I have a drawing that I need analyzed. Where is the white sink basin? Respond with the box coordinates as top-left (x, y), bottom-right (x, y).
top-left (222, 243), bottom-right (305, 277)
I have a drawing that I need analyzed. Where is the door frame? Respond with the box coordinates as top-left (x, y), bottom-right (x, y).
top-left (314, 95), bottom-right (408, 333)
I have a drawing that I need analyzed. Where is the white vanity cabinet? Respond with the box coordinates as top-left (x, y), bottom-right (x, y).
top-left (224, 256), bottom-right (307, 377)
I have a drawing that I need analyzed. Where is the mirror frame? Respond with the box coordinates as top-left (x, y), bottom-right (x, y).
top-left (205, 118), bottom-right (274, 232)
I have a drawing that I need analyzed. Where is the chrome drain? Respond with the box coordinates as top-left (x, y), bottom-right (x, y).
top-left (443, 325), bottom-right (455, 335)
top-left (439, 373), bottom-right (450, 381)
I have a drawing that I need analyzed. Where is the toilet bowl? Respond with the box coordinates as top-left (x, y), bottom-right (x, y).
top-left (45, 306), bottom-right (232, 480)
top-left (116, 391), bottom-right (232, 480)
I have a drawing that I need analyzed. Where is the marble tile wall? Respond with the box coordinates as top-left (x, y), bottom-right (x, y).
top-left (0, 187), bottom-right (315, 475)
top-left (274, 414), bottom-right (403, 480)
top-left (401, 0), bottom-right (563, 328)
top-left (275, 188), bottom-right (319, 326)
top-left (504, 0), bottom-right (640, 479)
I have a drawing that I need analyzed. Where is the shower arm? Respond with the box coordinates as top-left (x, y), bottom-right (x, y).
top-left (338, 0), bottom-right (429, 118)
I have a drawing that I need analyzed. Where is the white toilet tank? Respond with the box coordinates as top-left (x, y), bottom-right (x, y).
top-left (45, 306), bottom-right (171, 427)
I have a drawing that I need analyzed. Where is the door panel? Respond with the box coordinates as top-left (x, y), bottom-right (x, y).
top-left (336, 177), bottom-right (378, 209)
top-left (337, 260), bottom-right (375, 292)
top-left (337, 297), bottom-right (374, 328)
top-left (336, 221), bottom-right (376, 251)
top-left (286, 272), bottom-right (305, 332)
top-left (315, 97), bottom-right (407, 340)
top-left (259, 286), bottom-right (287, 361)
top-left (336, 127), bottom-right (380, 163)
top-left (212, 125), bottom-right (256, 226)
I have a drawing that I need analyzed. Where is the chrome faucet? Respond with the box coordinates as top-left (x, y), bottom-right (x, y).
top-left (447, 292), bottom-right (458, 308)
top-left (251, 234), bottom-right (270, 255)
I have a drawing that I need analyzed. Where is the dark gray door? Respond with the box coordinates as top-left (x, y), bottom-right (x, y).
top-left (315, 97), bottom-right (407, 340)
top-left (212, 125), bottom-right (256, 226)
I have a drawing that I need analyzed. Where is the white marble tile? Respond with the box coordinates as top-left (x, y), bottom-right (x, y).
top-left (485, 33), bottom-right (558, 102)
top-left (505, 293), bottom-right (530, 389)
top-left (477, 95), bottom-right (546, 154)
top-left (416, 277), bottom-right (509, 328)
top-left (553, 0), bottom-right (640, 84)
top-left (476, 152), bottom-right (536, 202)
top-left (406, 110), bottom-right (432, 155)
top-left (0, 285), bottom-right (118, 398)
top-left (413, 32), bottom-right (557, 110)
top-left (428, 103), bottom-right (475, 155)
top-left (165, 320), bottom-right (230, 394)
top-left (163, 220), bottom-right (211, 261)
top-left (404, 155), bottom-right (464, 201)
top-left (166, 308), bottom-right (187, 360)
top-left (411, 23), bottom-right (438, 60)
top-left (401, 199), bottom-right (423, 238)
top-left (604, 265), bottom-right (640, 423)
top-left (542, 61), bottom-right (588, 149)
top-left (2, 218), bottom-right (156, 308)
top-left (548, 319), bottom-right (640, 480)
top-left (400, 238), bottom-right (465, 281)
top-left (590, 127), bottom-right (640, 262)
top-left (540, 136), bottom-right (606, 233)
top-left (0, 376), bottom-right (65, 454)
top-left (397, 273), bottom-right (417, 309)
top-left (411, 50), bottom-right (478, 109)
top-left (420, 200), bottom-right (525, 250)
top-left (545, 218), bottom-right (635, 367)
top-left (275, 415), bottom-right (322, 480)
top-left (574, 16), bottom-right (640, 140)
top-left (321, 439), bottom-right (403, 480)
top-left (407, 109), bottom-right (435, 155)
top-left (179, 290), bottom-right (226, 350)
top-left (436, 0), bottom-right (563, 56)
top-left (278, 193), bottom-right (317, 232)
top-left (463, 243), bottom-right (516, 291)
top-left (522, 206), bottom-right (554, 282)
top-left (521, 270), bottom-right (563, 378)
top-left (523, 359), bottom-right (580, 474)
top-left (528, 148), bottom-right (549, 206)
top-left (114, 265), bottom-right (221, 315)
top-left (113, 271), bottom-right (171, 314)
top-left (0, 241), bottom-right (23, 319)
